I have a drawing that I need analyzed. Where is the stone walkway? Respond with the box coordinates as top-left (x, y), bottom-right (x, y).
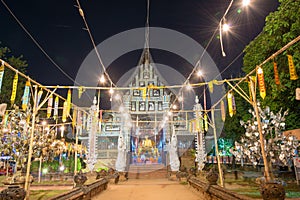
top-left (93, 179), bottom-right (205, 200)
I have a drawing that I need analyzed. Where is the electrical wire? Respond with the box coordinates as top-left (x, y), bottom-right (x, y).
top-left (168, 0), bottom-right (236, 111)
top-left (219, 50), bottom-right (244, 78)
top-left (1, 0), bottom-right (78, 85)
top-left (75, 0), bottom-right (116, 88)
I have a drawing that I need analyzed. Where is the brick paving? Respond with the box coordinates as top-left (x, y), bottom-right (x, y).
top-left (93, 179), bottom-right (205, 200)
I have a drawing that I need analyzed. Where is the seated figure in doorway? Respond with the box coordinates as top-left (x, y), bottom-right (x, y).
top-left (142, 136), bottom-right (153, 148)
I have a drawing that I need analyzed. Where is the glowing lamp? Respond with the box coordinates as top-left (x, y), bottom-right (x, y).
top-left (99, 74), bottom-right (105, 83)
top-left (196, 70), bottom-right (203, 77)
top-left (242, 0), bottom-right (250, 7)
top-left (222, 23), bottom-right (230, 32)
top-left (59, 165), bottom-right (65, 171)
top-left (42, 121), bottom-right (47, 126)
top-left (109, 88), bottom-right (114, 94)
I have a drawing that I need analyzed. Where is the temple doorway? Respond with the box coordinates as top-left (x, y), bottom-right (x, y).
top-left (130, 129), bottom-right (166, 165)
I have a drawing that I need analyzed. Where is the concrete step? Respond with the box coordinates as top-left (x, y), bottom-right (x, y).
top-left (128, 164), bottom-right (168, 179)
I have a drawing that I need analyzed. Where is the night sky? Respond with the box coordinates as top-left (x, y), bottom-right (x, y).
top-left (0, 0), bottom-right (279, 86)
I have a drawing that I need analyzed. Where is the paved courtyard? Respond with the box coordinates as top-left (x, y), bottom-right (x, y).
top-left (93, 179), bottom-right (205, 200)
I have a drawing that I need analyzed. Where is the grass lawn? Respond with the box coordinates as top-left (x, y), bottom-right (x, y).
top-left (229, 186), bottom-right (300, 199)
top-left (225, 177), bottom-right (300, 199)
top-left (0, 175), bottom-right (73, 200)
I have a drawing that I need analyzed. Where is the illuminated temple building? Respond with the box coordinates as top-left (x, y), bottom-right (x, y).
top-left (80, 48), bottom-right (197, 170)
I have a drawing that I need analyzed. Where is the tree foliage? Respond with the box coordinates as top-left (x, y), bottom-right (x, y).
top-left (0, 44), bottom-right (28, 106)
top-left (243, 0), bottom-right (300, 130)
top-left (224, 0), bottom-right (300, 141)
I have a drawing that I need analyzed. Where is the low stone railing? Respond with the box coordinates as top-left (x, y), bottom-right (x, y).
top-left (188, 177), bottom-right (254, 200)
top-left (96, 168), bottom-right (121, 184)
top-left (49, 178), bottom-right (108, 200)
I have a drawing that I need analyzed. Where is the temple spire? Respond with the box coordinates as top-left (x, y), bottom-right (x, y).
top-left (138, 0), bottom-right (151, 66)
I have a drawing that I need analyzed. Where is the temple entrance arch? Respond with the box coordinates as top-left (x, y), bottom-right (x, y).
top-left (131, 127), bottom-right (166, 165)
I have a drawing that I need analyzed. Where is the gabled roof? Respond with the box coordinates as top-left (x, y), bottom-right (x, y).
top-left (121, 47), bottom-right (173, 93)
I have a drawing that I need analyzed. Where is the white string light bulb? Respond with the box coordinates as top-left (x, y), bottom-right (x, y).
top-left (222, 23), bottom-right (230, 32)
top-left (99, 74), bottom-right (105, 83)
top-left (109, 87), bottom-right (114, 94)
top-left (242, 0), bottom-right (250, 7)
top-left (197, 70), bottom-right (203, 77)
top-left (42, 120), bottom-right (47, 126)
top-left (60, 126), bottom-right (65, 137)
top-left (186, 82), bottom-right (192, 90)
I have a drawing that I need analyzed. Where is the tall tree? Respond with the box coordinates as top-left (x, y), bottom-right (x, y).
top-left (243, 0), bottom-right (300, 130)
top-left (0, 44), bottom-right (28, 106)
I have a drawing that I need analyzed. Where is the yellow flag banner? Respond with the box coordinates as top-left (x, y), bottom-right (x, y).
top-left (204, 113), bottom-right (208, 131)
top-left (78, 86), bottom-right (85, 99)
top-left (0, 63), bottom-right (5, 93)
top-left (147, 84), bottom-right (157, 90)
top-left (287, 54), bottom-right (298, 80)
top-left (10, 73), bottom-right (18, 105)
top-left (72, 107), bottom-right (77, 127)
top-left (227, 92), bottom-right (234, 117)
top-left (208, 81), bottom-right (214, 93)
top-left (62, 101), bottom-right (68, 122)
top-left (221, 100), bottom-right (226, 121)
top-left (66, 89), bottom-right (72, 116)
top-left (22, 80), bottom-right (31, 110)
top-left (257, 67), bottom-right (266, 99)
top-left (37, 89), bottom-right (43, 106)
top-left (273, 62), bottom-right (280, 85)
top-left (47, 95), bottom-right (53, 118)
top-left (140, 87), bottom-right (147, 100)
top-left (53, 96), bottom-right (59, 120)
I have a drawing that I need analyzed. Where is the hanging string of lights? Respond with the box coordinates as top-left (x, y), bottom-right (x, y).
top-left (42, 77), bottom-right (243, 90)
